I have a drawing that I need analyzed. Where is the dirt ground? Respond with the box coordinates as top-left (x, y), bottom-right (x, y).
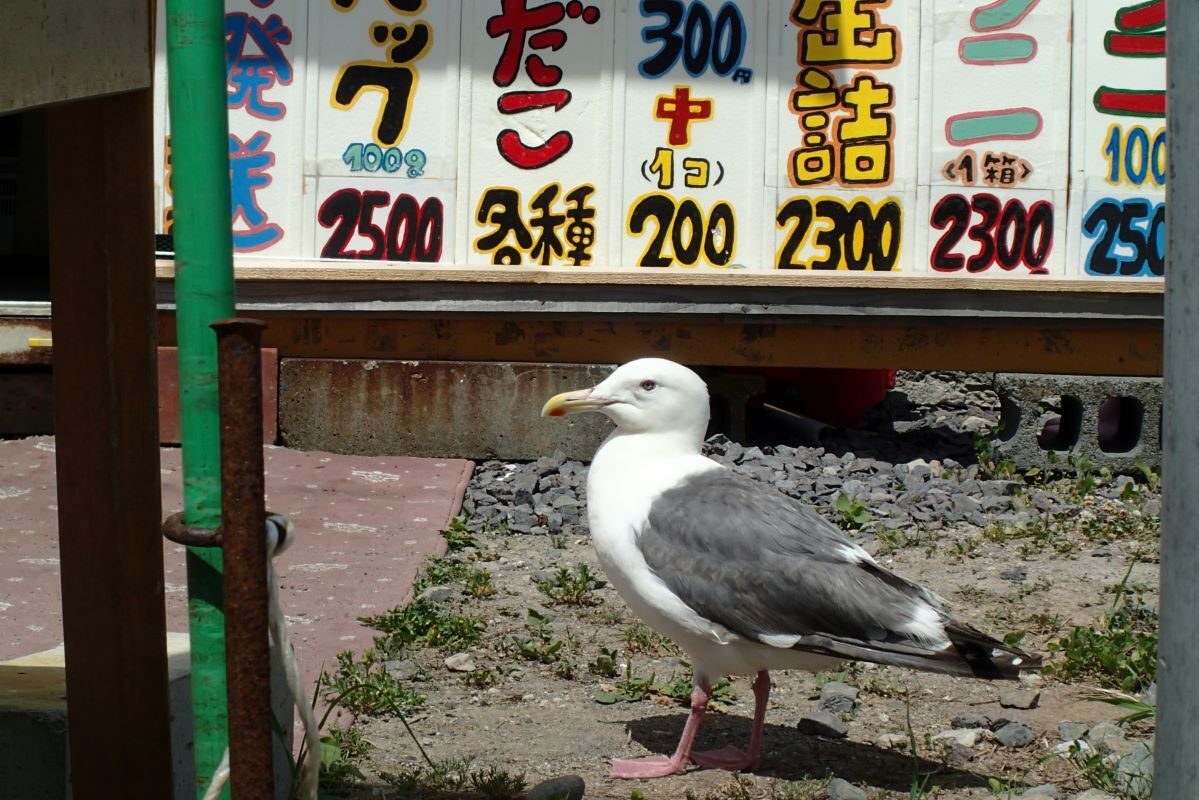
top-left (315, 474), bottom-right (1159, 800)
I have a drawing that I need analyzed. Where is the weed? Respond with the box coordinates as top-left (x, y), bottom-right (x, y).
top-left (364, 598), bottom-right (486, 653)
top-left (589, 646), bottom-right (620, 678)
top-left (902, 698), bottom-right (939, 800)
top-left (318, 725), bottom-right (369, 789)
top-left (975, 425), bottom-right (1018, 479)
top-left (768, 779), bottom-right (829, 800)
top-left (1082, 688), bottom-right (1156, 725)
top-left (442, 517), bottom-right (477, 551)
top-left (874, 527), bottom-right (917, 555)
top-left (585, 605), bottom-right (630, 625)
top-left (553, 660), bottom-right (578, 680)
top-left (1047, 565), bottom-right (1157, 692)
top-left (507, 608), bottom-right (565, 664)
top-left (623, 622), bottom-right (677, 655)
top-left (594, 658), bottom-right (656, 704)
top-left (945, 537), bottom-right (983, 563)
top-left (382, 756), bottom-right (526, 799)
top-left (858, 672), bottom-right (908, 700)
top-left (414, 555), bottom-right (471, 594)
top-left (652, 673), bottom-right (734, 706)
top-left (469, 764), bottom-right (527, 800)
top-left (319, 650), bottom-right (426, 716)
top-left (460, 667), bottom-right (503, 689)
top-left (537, 564), bottom-right (603, 606)
top-left (835, 492), bottom-right (874, 529)
top-left (1134, 460), bottom-right (1160, 491)
top-left (985, 777), bottom-right (1019, 799)
top-left (1023, 611), bottom-right (1065, 637)
top-left (464, 568), bottom-right (497, 599)
top-left (810, 665), bottom-right (863, 697)
top-left (1065, 739), bottom-right (1152, 800)
top-left (954, 584), bottom-right (988, 603)
top-left (1069, 451), bottom-right (1099, 498)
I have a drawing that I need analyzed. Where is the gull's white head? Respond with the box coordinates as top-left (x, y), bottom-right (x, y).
top-left (541, 358), bottom-right (710, 441)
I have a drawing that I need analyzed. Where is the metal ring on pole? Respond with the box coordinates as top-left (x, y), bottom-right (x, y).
top-left (162, 512), bottom-right (223, 548)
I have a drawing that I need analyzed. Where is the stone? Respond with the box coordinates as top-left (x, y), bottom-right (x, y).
top-left (1051, 739), bottom-right (1096, 758)
top-left (819, 681), bottom-right (859, 715)
top-left (875, 733), bottom-right (908, 750)
top-left (948, 742), bottom-right (975, 762)
top-left (994, 721), bottom-right (1034, 748)
top-left (999, 689), bottom-right (1041, 709)
top-left (999, 567), bottom-right (1029, 582)
top-left (383, 659), bottom-right (420, 681)
top-left (797, 710), bottom-right (849, 738)
top-left (951, 712), bottom-right (991, 730)
top-left (933, 728), bottom-right (984, 748)
top-left (443, 653), bottom-right (476, 673)
top-left (1086, 720), bottom-right (1134, 755)
top-left (826, 778), bottom-right (869, 800)
top-left (959, 415), bottom-right (992, 433)
top-left (526, 774), bottom-right (586, 800)
top-left (1070, 791), bottom-right (1116, 800)
top-left (1021, 784), bottom-right (1059, 799)
top-left (531, 569), bottom-right (559, 585)
top-left (417, 585), bottom-right (455, 604)
top-left (1115, 741), bottom-right (1153, 797)
top-left (1058, 721), bottom-right (1089, 742)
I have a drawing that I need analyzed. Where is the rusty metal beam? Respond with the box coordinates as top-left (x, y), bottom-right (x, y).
top-left (48, 88), bottom-right (173, 798)
top-left (212, 319), bottom-right (273, 800)
top-left (0, 318), bottom-right (54, 365)
top-left (157, 314), bottom-right (1163, 377)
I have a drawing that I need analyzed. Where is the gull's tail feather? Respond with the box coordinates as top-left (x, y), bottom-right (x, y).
top-left (787, 622), bottom-right (1042, 681)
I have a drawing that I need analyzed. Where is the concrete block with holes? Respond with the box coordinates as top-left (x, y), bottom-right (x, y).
top-left (993, 373), bottom-right (1162, 473)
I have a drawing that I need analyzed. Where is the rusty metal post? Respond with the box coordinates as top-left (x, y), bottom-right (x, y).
top-left (212, 318), bottom-right (273, 800)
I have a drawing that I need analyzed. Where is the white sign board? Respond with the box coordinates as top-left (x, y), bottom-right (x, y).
top-left (151, 1), bottom-right (1166, 282)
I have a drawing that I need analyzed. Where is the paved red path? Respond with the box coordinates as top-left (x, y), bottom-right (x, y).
top-left (0, 437), bottom-right (473, 694)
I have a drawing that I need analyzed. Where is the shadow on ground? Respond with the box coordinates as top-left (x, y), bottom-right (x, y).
top-left (624, 712), bottom-right (994, 792)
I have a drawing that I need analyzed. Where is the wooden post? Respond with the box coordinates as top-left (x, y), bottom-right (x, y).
top-left (47, 87), bottom-right (174, 798)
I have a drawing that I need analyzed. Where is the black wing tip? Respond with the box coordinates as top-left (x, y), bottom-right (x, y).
top-left (949, 626), bottom-right (1044, 681)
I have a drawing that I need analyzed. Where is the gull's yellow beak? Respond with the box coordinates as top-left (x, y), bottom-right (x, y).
top-left (541, 388), bottom-right (608, 418)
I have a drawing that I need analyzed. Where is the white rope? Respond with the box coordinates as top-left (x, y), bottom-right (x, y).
top-left (200, 749), bottom-right (230, 800)
top-left (266, 514), bottom-right (321, 800)
top-left (201, 514), bottom-right (320, 800)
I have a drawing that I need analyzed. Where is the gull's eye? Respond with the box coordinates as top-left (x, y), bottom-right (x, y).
top-left (640, 380), bottom-right (657, 392)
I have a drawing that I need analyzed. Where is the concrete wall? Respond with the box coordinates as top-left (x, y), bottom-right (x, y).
top-left (279, 360), bottom-right (617, 461)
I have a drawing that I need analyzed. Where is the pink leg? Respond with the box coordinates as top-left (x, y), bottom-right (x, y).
top-left (691, 671), bottom-right (772, 772)
top-left (610, 681), bottom-right (711, 778)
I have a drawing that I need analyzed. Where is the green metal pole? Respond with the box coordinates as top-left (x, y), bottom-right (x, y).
top-left (164, 0), bottom-right (236, 797)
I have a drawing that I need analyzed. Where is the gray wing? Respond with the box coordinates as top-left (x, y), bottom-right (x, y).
top-left (639, 469), bottom-right (1037, 679)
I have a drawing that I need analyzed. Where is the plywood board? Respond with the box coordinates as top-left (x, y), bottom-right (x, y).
top-left (1, 0), bottom-right (150, 114)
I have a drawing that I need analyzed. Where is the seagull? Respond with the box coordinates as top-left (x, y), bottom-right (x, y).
top-left (541, 358), bottom-right (1041, 779)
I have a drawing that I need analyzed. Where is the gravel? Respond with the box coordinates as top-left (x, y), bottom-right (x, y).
top-left (459, 372), bottom-right (1148, 547)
